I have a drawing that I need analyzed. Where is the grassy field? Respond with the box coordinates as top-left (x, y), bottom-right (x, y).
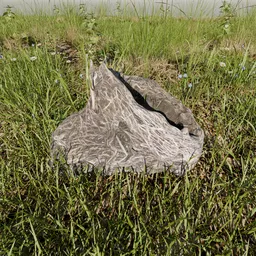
top-left (0, 2), bottom-right (256, 255)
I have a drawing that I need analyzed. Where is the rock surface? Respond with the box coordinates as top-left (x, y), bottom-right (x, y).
top-left (51, 63), bottom-right (204, 175)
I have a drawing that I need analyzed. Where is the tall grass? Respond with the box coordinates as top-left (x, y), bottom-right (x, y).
top-left (0, 2), bottom-right (256, 255)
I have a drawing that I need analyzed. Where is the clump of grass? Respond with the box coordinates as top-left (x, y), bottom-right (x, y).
top-left (1, 2), bottom-right (256, 255)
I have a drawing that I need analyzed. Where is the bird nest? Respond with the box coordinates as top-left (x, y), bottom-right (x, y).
top-left (51, 63), bottom-right (204, 175)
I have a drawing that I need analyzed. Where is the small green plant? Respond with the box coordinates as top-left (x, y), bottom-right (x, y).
top-left (115, 2), bottom-right (123, 16)
top-left (2, 5), bottom-right (15, 22)
top-left (78, 6), bottom-right (100, 58)
top-left (219, 0), bottom-right (236, 36)
top-left (159, 2), bottom-right (171, 19)
top-left (53, 5), bottom-right (60, 15)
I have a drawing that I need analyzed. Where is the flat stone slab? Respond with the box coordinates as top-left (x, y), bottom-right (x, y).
top-left (51, 63), bottom-right (204, 175)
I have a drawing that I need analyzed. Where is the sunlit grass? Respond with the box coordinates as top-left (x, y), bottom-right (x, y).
top-left (0, 2), bottom-right (256, 255)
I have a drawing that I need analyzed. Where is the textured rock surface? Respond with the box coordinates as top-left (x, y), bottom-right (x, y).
top-left (51, 63), bottom-right (204, 175)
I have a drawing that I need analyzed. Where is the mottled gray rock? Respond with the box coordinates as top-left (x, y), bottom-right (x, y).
top-left (51, 63), bottom-right (204, 175)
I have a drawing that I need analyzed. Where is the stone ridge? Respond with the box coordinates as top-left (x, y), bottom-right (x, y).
top-left (51, 63), bottom-right (204, 175)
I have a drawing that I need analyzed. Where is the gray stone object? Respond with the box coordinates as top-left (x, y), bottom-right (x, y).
top-left (51, 63), bottom-right (204, 175)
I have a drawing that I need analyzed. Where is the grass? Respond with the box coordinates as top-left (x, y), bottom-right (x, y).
top-left (0, 1), bottom-right (256, 255)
